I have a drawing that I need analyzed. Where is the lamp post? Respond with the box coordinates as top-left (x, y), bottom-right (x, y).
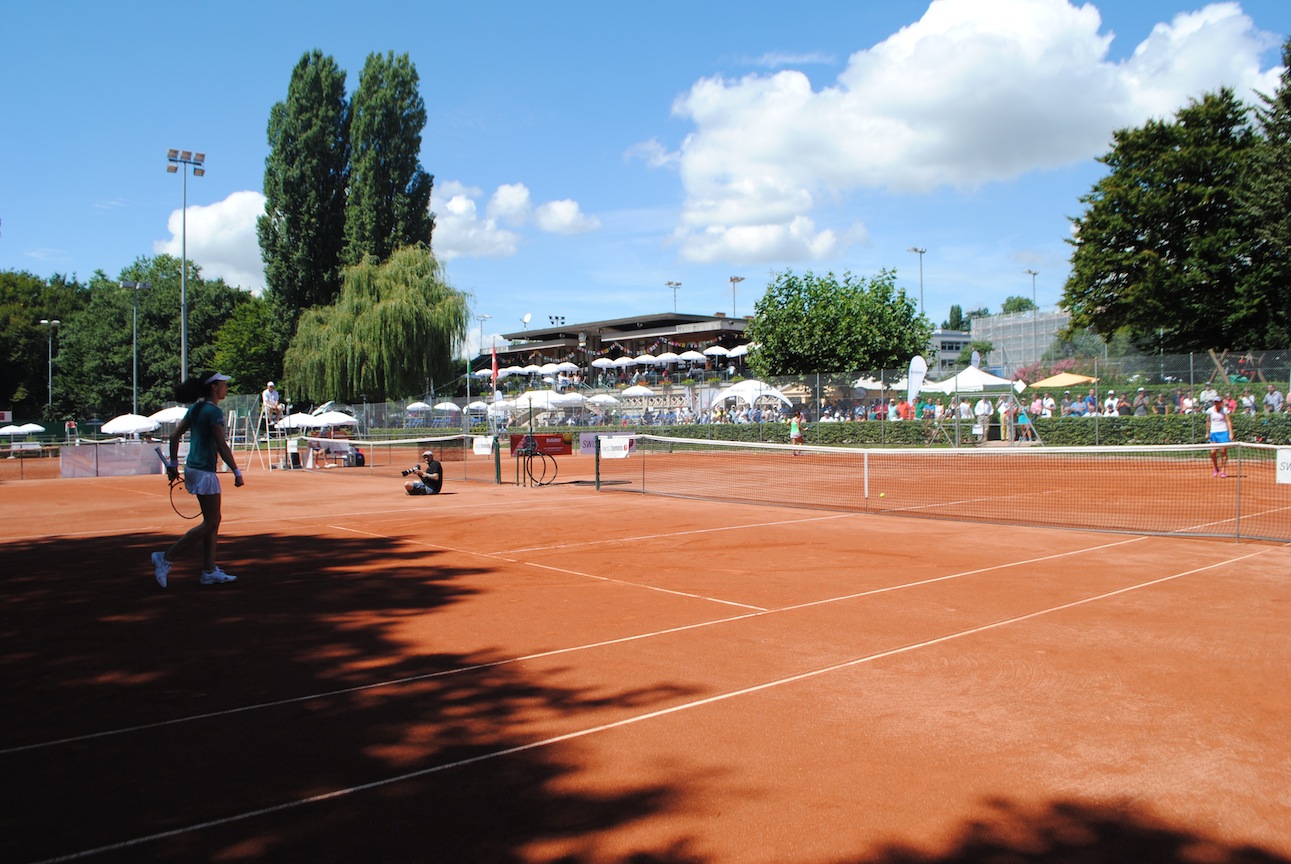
top-left (122, 281), bottom-right (152, 415)
top-left (729, 276), bottom-right (744, 318)
top-left (908, 247), bottom-right (926, 315)
top-left (476, 313), bottom-right (492, 361)
top-left (39, 318), bottom-right (61, 409)
top-left (666, 280), bottom-right (682, 312)
top-left (166, 149), bottom-right (205, 380)
top-left (1024, 268), bottom-right (1039, 365)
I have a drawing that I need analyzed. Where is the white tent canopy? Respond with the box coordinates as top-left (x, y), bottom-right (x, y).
top-left (715, 379), bottom-right (793, 407)
top-left (921, 366), bottom-right (1016, 394)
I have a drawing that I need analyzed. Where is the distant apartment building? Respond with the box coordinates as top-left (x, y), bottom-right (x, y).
top-left (928, 329), bottom-right (971, 373)
top-left (971, 309), bottom-right (1071, 371)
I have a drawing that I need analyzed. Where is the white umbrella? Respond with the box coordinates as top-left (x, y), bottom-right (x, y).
top-left (276, 412), bottom-right (316, 430)
top-left (555, 392), bottom-right (587, 407)
top-left (591, 357), bottom-right (615, 369)
top-left (703, 345), bottom-right (729, 356)
top-left (17, 422), bottom-right (46, 433)
top-left (101, 413), bottom-right (161, 435)
top-left (522, 364), bottom-right (543, 374)
top-left (655, 351), bottom-right (680, 363)
top-left (516, 390), bottom-right (562, 411)
top-left (678, 350), bottom-right (706, 362)
top-left (148, 406), bottom-right (189, 424)
top-left (487, 400), bottom-right (514, 415)
top-left (539, 362), bottom-right (560, 375)
top-left (467, 400), bottom-right (489, 411)
top-left (612, 356), bottom-right (636, 368)
top-left (555, 361), bottom-right (580, 372)
top-left (472, 368), bottom-right (493, 378)
top-left (588, 394), bottom-right (620, 405)
top-left (502, 365), bottom-right (526, 376)
top-left (622, 384), bottom-right (654, 397)
top-left (0, 425), bottom-right (23, 436)
top-left (727, 344), bottom-right (750, 358)
top-left (633, 354), bottom-right (658, 365)
top-left (433, 401), bottom-right (462, 412)
top-left (406, 401), bottom-right (433, 411)
top-left (313, 410), bottom-right (358, 427)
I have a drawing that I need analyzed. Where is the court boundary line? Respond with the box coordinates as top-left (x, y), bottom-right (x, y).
top-left (0, 531), bottom-right (1172, 757)
top-left (28, 546), bottom-right (1274, 864)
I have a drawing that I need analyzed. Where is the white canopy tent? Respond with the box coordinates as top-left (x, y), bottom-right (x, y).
top-left (715, 379), bottom-right (793, 408)
top-left (921, 366), bottom-right (1016, 394)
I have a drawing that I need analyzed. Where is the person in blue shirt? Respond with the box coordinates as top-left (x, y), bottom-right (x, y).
top-left (151, 372), bottom-right (244, 588)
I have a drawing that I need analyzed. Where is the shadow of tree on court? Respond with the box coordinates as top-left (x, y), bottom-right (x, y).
top-left (832, 796), bottom-right (1290, 864)
top-left (0, 528), bottom-right (708, 863)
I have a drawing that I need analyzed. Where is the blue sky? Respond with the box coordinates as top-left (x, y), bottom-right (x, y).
top-left (3, 0), bottom-right (1289, 356)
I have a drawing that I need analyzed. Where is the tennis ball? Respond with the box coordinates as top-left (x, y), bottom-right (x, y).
top-left (879, 492), bottom-right (886, 498)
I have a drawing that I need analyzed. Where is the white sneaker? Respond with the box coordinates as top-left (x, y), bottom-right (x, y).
top-left (151, 551), bottom-right (171, 588)
top-left (199, 567), bottom-right (237, 585)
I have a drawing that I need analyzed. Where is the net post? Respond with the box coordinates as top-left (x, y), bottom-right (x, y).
top-left (863, 450), bottom-right (869, 509)
top-left (594, 435), bottom-right (601, 491)
top-left (492, 435), bottom-right (501, 484)
top-left (1234, 443), bottom-right (1242, 542)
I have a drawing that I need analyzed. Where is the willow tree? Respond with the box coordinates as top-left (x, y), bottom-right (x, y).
top-left (284, 245), bottom-right (467, 401)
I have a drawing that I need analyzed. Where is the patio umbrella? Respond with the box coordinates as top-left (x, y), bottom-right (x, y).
top-left (588, 394), bottom-right (620, 405)
top-left (591, 357), bottom-right (615, 369)
top-left (406, 401), bottom-right (433, 411)
top-left (612, 356), bottom-right (636, 368)
top-left (555, 392), bottom-right (587, 407)
top-left (101, 414), bottom-right (161, 435)
top-left (502, 365), bottom-right (526, 376)
top-left (678, 350), bottom-right (706, 362)
top-left (655, 351), bottom-right (680, 363)
top-left (539, 363), bottom-right (560, 375)
top-left (148, 406), bottom-right (189, 424)
top-left (703, 345), bottom-right (729, 357)
top-left (522, 364), bottom-right (543, 375)
top-left (466, 401), bottom-right (490, 412)
top-left (727, 344), bottom-right (751, 358)
top-left (633, 354), bottom-right (658, 365)
top-left (0, 425), bottom-right (23, 436)
top-left (312, 410), bottom-right (358, 427)
top-left (433, 401), bottom-right (462, 412)
top-left (17, 422), bottom-right (46, 433)
top-left (621, 384), bottom-right (654, 397)
top-left (276, 412), bottom-right (316, 430)
top-left (555, 361), bottom-right (580, 372)
top-left (516, 390), bottom-right (562, 411)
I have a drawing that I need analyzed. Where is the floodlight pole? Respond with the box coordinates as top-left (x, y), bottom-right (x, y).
top-left (1025, 269), bottom-right (1039, 365)
top-left (729, 276), bottom-right (744, 318)
top-left (122, 281), bottom-right (152, 415)
top-left (666, 280), bottom-right (681, 313)
top-left (166, 149), bottom-right (205, 380)
top-left (908, 247), bottom-right (926, 315)
top-left (40, 319), bottom-right (61, 408)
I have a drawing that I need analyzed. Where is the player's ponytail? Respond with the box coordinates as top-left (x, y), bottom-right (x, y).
top-left (174, 371), bottom-right (218, 404)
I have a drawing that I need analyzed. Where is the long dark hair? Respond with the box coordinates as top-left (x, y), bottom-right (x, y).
top-left (174, 371), bottom-right (220, 404)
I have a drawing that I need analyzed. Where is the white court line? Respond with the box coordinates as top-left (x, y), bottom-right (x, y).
top-left (500, 512), bottom-right (852, 554)
top-left (0, 530), bottom-right (1156, 757)
top-left (29, 546), bottom-right (1274, 864)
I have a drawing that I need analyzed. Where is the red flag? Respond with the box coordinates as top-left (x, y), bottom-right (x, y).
top-left (491, 342), bottom-right (498, 388)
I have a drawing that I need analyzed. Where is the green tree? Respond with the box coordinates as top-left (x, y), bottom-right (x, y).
top-left (343, 51), bottom-right (435, 266)
top-left (942, 304), bottom-right (966, 331)
top-left (0, 270), bottom-right (87, 418)
top-left (53, 256), bottom-right (249, 418)
top-left (258, 50), bottom-right (351, 315)
top-left (213, 294), bottom-right (295, 396)
top-left (746, 269), bottom-right (930, 376)
top-left (1247, 37), bottom-right (1291, 346)
top-left (1001, 295), bottom-right (1037, 314)
top-left (284, 245), bottom-right (468, 401)
top-left (1063, 88), bottom-right (1259, 351)
top-left (965, 306), bottom-right (991, 322)
top-left (956, 340), bottom-right (994, 367)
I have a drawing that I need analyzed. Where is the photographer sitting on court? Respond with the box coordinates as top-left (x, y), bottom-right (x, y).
top-left (403, 449), bottom-right (443, 496)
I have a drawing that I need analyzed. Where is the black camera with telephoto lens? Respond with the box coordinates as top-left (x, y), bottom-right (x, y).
top-left (401, 464), bottom-right (422, 477)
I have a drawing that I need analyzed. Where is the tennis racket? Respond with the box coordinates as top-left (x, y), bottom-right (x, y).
top-left (154, 447), bottom-right (200, 520)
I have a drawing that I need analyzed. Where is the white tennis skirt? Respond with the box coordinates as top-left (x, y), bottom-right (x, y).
top-left (184, 467), bottom-right (222, 496)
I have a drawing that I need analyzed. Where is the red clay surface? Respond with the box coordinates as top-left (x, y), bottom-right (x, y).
top-left (2, 454), bottom-right (1289, 864)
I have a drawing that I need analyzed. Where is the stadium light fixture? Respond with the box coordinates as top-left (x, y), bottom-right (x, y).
top-left (729, 276), bottom-right (744, 318)
top-left (1025, 268), bottom-right (1039, 364)
top-left (908, 247), bottom-right (926, 315)
top-left (39, 319), bottom-right (61, 408)
top-left (167, 149), bottom-right (206, 379)
top-left (121, 281), bottom-right (153, 415)
top-left (666, 280), bottom-right (682, 313)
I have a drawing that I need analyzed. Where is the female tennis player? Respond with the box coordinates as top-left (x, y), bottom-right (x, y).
top-left (151, 371), bottom-right (244, 588)
top-left (1206, 397), bottom-right (1233, 478)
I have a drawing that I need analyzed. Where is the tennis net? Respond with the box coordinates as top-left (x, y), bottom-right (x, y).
top-left (291, 433), bottom-right (501, 483)
top-left (594, 434), bottom-right (1291, 543)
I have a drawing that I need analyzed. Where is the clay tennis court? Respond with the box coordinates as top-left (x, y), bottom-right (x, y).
top-left (2, 451), bottom-right (1289, 863)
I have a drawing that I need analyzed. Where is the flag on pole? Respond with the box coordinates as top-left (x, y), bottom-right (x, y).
top-left (491, 342), bottom-right (498, 388)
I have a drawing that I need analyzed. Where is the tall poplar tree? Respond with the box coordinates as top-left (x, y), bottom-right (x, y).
top-left (343, 51), bottom-right (435, 266)
top-left (1248, 38), bottom-right (1291, 346)
top-left (257, 50), bottom-right (351, 314)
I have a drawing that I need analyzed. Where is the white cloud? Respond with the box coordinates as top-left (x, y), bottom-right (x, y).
top-left (156, 190), bottom-right (266, 293)
top-left (660, 0), bottom-right (1281, 264)
top-left (535, 199), bottom-right (601, 234)
top-left (487, 183), bottom-right (533, 224)
top-left (434, 192), bottom-right (520, 261)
